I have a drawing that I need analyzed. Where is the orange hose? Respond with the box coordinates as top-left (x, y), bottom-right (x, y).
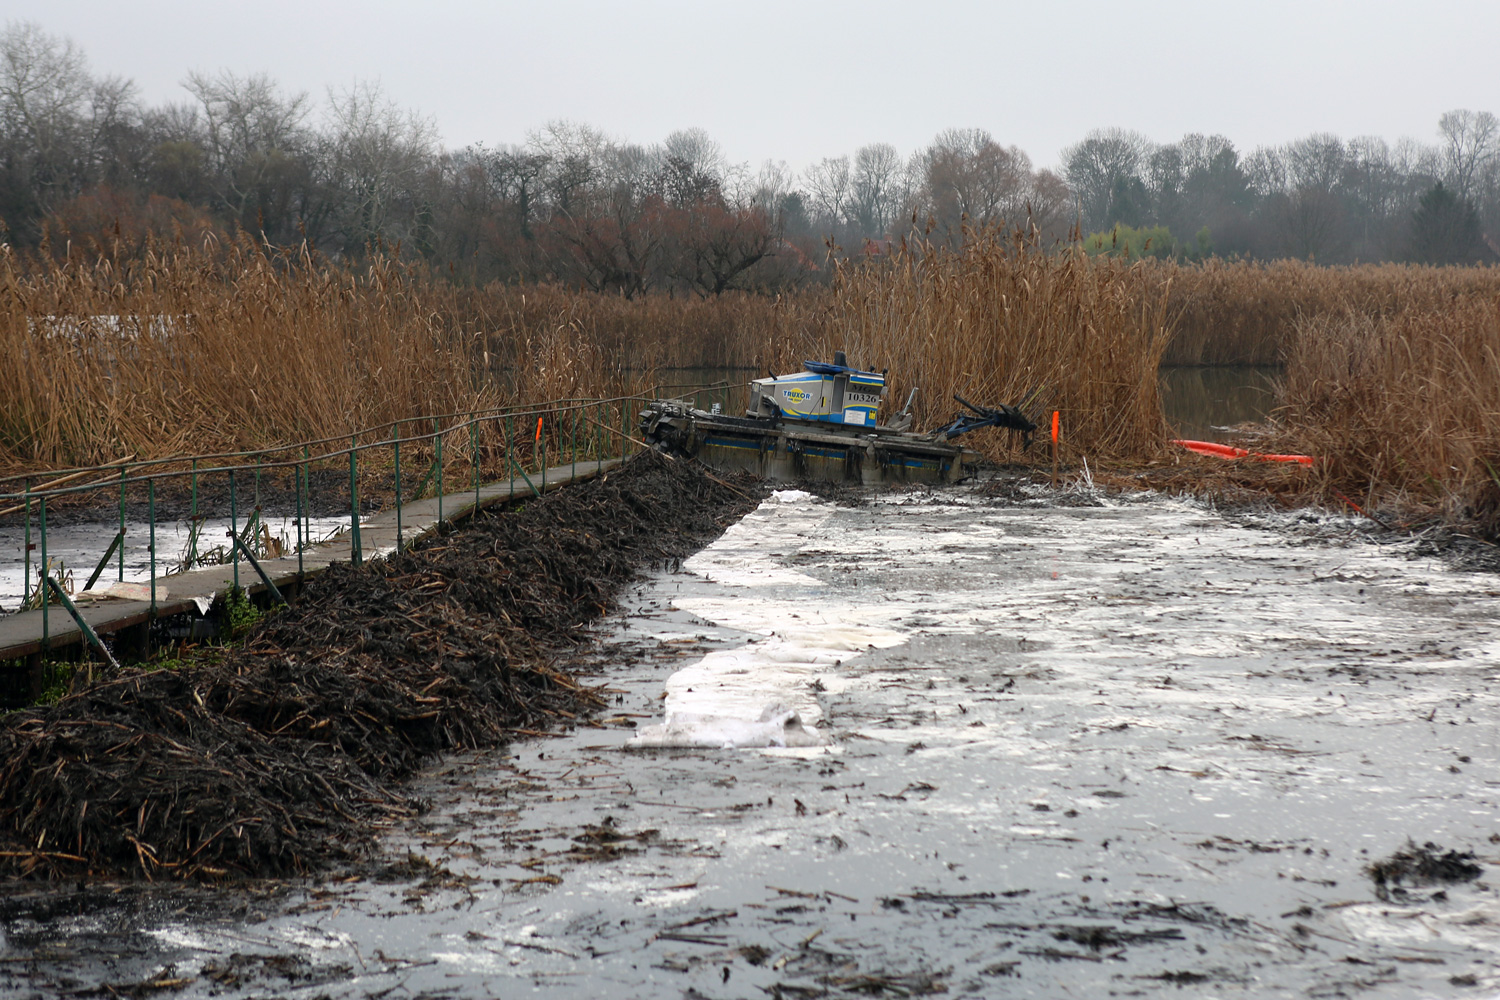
top-left (1171, 439), bottom-right (1314, 465)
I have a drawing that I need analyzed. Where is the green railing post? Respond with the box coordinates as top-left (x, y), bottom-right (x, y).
top-left (434, 418), bottom-right (444, 523)
top-left (118, 464), bottom-right (127, 581)
top-left (471, 417), bottom-right (480, 513)
top-left (296, 459), bottom-right (306, 578)
top-left (394, 419), bottom-right (403, 553)
top-left (187, 458), bottom-right (200, 567)
top-left (300, 446), bottom-right (309, 577)
top-left (229, 470), bottom-right (239, 591)
top-left (571, 405), bottom-right (578, 480)
top-left (22, 480), bottom-right (31, 608)
top-left (38, 495), bottom-right (47, 651)
top-left (349, 434), bottom-right (362, 566)
top-left (84, 531), bottom-right (124, 593)
top-left (148, 480), bottom-right (157, 617)
top-left (228, 533), bottom-right (287, 606)
top-left (44, 574), bottom-right (119, 672)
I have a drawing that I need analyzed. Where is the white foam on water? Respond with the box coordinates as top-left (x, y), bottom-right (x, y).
top-left (629, 490), bottom-right (913, 751)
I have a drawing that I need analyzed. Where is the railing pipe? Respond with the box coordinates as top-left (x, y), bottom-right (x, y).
top-left (148, 480), bottom-right (157, 617)
top-left (0, 381), bottom-right (751, 494)
top-left (435, 418), bottom-right (444, 523)
top-left (22, 482), bottom-right (31, 608)
top-left (299, 446), bottom-right (309, 578)
top-left (44, 574), bottom-right (118, 672)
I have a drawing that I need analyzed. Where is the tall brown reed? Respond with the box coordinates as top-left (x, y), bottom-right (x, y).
top-left (0, 235), bottom-right (504, 469)
top-left (1279, 293), bottom-right (1500, 530)
top-left (811, 229), bottom-right (1175, 461)
top-left (1161, 259), bottom-right (1500, 366)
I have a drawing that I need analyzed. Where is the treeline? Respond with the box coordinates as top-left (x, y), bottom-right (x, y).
top-left (2, 20), bottom-right (1497, 292)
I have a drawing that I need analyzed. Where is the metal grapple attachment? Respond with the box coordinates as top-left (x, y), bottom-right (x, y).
top-left (935, 395), bottom-right (1038, 448)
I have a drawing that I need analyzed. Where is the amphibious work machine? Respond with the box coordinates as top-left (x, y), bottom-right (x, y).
top-left (640, 352), bottom-right (1037, 484)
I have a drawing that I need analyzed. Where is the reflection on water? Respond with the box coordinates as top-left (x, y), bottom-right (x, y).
top-left (1160, 365), bottom-right (1278, 440)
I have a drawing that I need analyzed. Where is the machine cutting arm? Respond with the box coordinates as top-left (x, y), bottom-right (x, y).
top-left (935, 395), bottom-right (1038, 447)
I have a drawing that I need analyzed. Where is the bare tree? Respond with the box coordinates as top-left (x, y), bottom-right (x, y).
top-left (661, 126), bottom-right (724, 185)
top-left (849, 142), bottom-right (907, 237)
top-left (183, 69), bottom-right (312, 234)
top-left (528, 119), bottom-right (608, 217)
top-left (917, 129), bottom-right (1040, 242)
top-left (1438, 109), bottom-right (1499, 202)
top-left (321, 80), bottom-right (437, 251)
top-left (803, 154), bottom-right (853, 230)
top-left (1266, 186), bottom-right (1345, 260)
top-left (480, 143), bottom-right (548, 241)
top-left (0, 21), bottom-right (94, 212)
top-left (1284, 133), bottom-right (1345, 193)
top-left (1243, 145), bottom-right (1288, 199)
top-left (1061, 127), bottom-right (1153, 230)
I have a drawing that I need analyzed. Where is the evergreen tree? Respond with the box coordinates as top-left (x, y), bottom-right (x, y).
top-left (1407, 182), bottom-right (1491, 264)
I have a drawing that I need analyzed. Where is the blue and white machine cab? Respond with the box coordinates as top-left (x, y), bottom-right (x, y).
top-left (746, 351), bottom-right (886, 428)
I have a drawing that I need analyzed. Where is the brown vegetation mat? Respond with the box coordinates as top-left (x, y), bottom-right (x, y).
top-left (0, 452), bottom-right (767, 881)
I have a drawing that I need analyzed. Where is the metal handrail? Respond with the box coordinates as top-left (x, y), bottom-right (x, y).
top-left (0, 378), bottom-right (748, 492)
top-left (2, 378), bottom-right (751, 648)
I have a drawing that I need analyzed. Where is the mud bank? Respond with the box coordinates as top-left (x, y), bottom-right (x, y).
top-left (3, 479), bottom-right (1499, 998)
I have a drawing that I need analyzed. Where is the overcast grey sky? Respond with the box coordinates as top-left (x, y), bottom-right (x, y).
top-left (14, 0), bottom-right (1500, 171)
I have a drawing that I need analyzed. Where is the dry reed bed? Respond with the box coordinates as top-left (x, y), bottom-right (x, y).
top-left (1160, 259), bottom-right (1500, 366)
top-left (7, 231), bottom-right (1500, 538)
top-left (1, 238), bottom-right (496, 470)
top-left (1279, 296), bottom-right (1500, 533)
top-left (0, 237), bottom-right (820, 473)
top-left (814, 233), bottom-right (1174, 461)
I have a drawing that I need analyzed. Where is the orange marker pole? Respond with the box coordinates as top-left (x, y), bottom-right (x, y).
top-left (1050, 410), bottom-right (1060, 487)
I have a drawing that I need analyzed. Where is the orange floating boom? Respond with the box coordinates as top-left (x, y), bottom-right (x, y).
top-left (1170, 439), bottom-right (1314, 466)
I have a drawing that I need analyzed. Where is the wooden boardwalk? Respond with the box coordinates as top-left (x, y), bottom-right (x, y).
top-left (0, 459), bottom-right (620, 664)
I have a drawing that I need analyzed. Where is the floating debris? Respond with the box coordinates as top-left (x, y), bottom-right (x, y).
top-left (1367, 840), bottom-right (1483, 900)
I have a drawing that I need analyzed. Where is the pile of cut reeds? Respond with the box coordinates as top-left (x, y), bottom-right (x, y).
top-left (0, 451), bottom-right (767, 880)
